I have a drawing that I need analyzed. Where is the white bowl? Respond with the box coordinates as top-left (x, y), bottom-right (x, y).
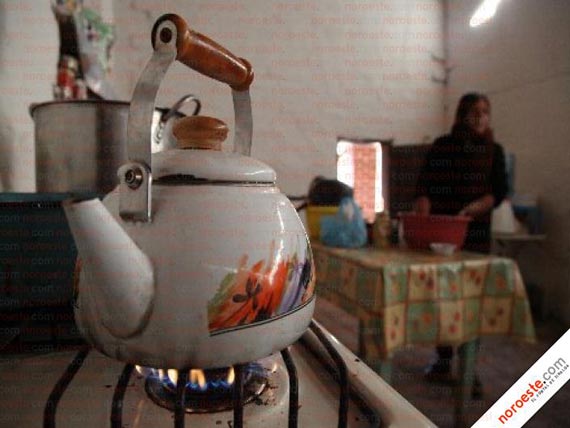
top-left (429, 242), bottom-right (457, 256)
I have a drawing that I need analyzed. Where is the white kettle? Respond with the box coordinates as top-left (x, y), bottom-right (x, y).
top-left (63, 14), bottom-right (315, 370)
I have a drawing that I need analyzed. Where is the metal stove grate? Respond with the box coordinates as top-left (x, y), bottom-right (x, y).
top-left (42, 321), bottom-right (350, 428)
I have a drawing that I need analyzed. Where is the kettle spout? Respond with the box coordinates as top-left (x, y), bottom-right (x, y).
top-left (63, 198), bottom-right (154, 339)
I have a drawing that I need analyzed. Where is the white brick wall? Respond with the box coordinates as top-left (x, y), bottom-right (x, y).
top-left (110, 0), bottom-right (445, 196)
top-left (0, 0), bottom-right (445, 193)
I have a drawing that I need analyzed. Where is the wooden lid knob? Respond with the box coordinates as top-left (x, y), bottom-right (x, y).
top-left (172, 116), bottom-right (229, 150)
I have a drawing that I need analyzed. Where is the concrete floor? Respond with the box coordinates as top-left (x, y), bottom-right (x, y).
top-left (314, 298), bottom-right (570, 428)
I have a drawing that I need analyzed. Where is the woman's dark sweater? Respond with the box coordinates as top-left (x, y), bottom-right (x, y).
top-left (415, 133), bottom-right (508, 253)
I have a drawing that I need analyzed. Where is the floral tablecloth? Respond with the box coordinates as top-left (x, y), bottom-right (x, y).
top-left (312, 242), bottom-right (536, 362)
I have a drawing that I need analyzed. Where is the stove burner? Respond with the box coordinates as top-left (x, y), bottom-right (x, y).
top-left (142, 363), bottom-right (269, 413)
top-left (44, 323), bottom-right (351, 428)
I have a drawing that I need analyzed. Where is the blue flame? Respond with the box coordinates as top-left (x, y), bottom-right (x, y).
top-left (143, 368), bottom-right (233, 392)
top-left (138, 362), bottom-right (265, 393)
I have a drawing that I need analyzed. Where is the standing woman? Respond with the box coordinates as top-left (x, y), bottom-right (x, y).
top-left (414, 92), bottom-right (508, 395)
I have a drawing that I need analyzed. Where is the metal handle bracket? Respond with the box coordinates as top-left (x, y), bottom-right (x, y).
top-left (121, 20), bottom-right (178, 222)
top-left (118, 162), bottom-right (152, 222)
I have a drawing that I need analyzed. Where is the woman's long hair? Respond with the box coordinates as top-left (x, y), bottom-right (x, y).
top-left (451, 92), bottom-right (494, 143)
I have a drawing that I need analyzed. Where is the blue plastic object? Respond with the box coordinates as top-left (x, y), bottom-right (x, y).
top-left (320, 197), bottom-right (367, 248)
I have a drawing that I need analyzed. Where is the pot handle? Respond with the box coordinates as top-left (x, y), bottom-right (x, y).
top-left (161, 94), bottom-right (201, 123)
top-left (154, 95), bottom-right (201, 148)
top-left (151, 14), bottom-right (254, 91)
top-left (29, 103), bottom-right (39, 117)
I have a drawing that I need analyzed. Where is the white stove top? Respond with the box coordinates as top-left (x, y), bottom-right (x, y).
top-left (0, 323), bottom-right (436, 428)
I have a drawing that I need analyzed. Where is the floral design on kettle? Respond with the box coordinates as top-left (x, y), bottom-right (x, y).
top-left (208, 239), bottom-right (315, 335)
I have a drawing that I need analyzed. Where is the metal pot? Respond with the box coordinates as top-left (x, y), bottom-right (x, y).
top-left (29, 95), bottom-right (200, 194)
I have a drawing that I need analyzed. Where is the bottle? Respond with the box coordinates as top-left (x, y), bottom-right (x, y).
top-left (373, 212), bottom-right (391, 249)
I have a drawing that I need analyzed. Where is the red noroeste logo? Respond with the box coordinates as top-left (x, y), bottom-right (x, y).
top-left (499, 357), bottom-right (567, 424)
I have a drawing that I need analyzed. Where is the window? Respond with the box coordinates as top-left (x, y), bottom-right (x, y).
top-left (336, 138), bottom-right (391, 223)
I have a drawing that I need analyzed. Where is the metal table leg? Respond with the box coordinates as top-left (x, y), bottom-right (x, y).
top-left (358, 319), bottom-right (393, 384)
top-left (454, 339), bottom-right (479, 428)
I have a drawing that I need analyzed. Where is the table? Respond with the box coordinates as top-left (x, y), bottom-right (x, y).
top-left (312, 242), bottom-right (536, 427)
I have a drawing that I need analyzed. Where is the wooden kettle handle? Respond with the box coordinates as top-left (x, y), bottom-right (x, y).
top-left (151, 14), bottom-right (254, 91)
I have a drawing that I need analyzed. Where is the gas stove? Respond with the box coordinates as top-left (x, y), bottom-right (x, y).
top-left (0, 321), bottom-right (435, 428)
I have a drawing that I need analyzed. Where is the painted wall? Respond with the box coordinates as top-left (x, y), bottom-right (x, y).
top-left (0, 0), bottom-right (445, 193)
top-left (0, 0), bottom-right (113, 192)
top-left (0, 0), bottom-right (446, 193)
top-left (0, 0), bottom-right (57, 191)
top-left (446, 0), bottom-right (570, 324)
top-left (109, 0), bottom-right (445, 196)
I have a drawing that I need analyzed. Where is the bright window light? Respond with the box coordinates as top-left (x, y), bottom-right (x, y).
top-left (336, 140), bottom-right (384, 222)
top-left (470, 0), bottom-right (502, 27)
top-left (373, 142), bottom-right (384, 213)
top-left (336, 141), bottom-right (355, 189)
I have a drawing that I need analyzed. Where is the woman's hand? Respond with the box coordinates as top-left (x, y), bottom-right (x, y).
top-left (459, 194), bottom-right (495, 217)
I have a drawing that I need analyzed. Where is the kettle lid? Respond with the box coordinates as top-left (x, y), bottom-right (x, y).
top-left (152, 115), bottom-right (275, 184)
top-left (152, 149), bottom-right (276, 183)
